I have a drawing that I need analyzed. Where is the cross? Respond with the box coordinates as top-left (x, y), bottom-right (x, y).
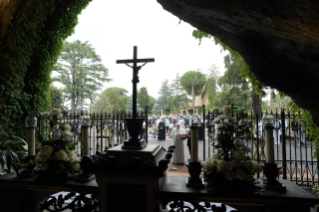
top-left (116, 46), bottom-right (155, 119)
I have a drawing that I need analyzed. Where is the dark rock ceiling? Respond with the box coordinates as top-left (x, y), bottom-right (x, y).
top-left (157, 0), bottom-right (319, 125)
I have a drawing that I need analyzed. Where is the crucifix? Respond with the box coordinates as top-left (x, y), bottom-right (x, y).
top-left (116, 46), bottom-right (154, 149)
top-left (117, 46), bottom-right (154, 119)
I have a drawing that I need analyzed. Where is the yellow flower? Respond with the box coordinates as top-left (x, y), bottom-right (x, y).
top-left (71, 160), bottom-right (80, 170)
top-left (252, 161), bottom-right (262, 172)
top-left (217, 160), bottom-right (227, 172)
top-left (204, 158), bottom-right (216, 170)
top-left (61, 124), bottom-right (71, 132)
top-left (39, 145), bottom-right (53, 156)
top-left (55, 150), bottom-right (68, 161)
top-left (233, 150), bottom-right (246, 162)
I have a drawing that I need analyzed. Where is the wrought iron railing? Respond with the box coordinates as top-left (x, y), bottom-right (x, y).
top-left (32, 106), bottom-right (318, 187)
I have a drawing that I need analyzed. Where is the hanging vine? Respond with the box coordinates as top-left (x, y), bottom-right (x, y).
top-left (0, 0), bottom-right (92, 135)
top-left (192, 28), bottom-right (319, 156)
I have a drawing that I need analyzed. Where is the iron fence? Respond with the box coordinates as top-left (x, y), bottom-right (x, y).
top-left (35, 110), bottom-right (148, 156)
top-left (205, 106), bottom-right (318, 187)
top-left (32, 106), bottom-right (318, 187)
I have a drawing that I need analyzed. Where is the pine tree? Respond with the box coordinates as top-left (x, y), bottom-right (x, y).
top-left (53, 40), bottom-right (111, 114)
top-left (138, 87), bottom-right (149, 111)
top-left (169, 73), bottom-right (188, 112)
top-left (156, 80), bottom-right (171, 114)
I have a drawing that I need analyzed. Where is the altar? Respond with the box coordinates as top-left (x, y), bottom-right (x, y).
top-left (0, 174), bottom-right (318, 212)
top-left (161, 177), bottom-right (319, 212)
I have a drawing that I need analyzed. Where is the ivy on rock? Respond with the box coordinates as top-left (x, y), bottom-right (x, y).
top-left (0, 0), bottom-right (92, 135)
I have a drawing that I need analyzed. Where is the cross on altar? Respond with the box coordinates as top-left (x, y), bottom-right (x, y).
top-left (116, 46), bottom-right (154, 119)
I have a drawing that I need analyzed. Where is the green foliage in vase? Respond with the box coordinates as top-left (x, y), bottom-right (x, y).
top-left (204, 106), bottom-right (262, 194)
top-left (53, 40), bottom-right (111, 114)
top-left (34, 109), bottom-right (81, 183)
top-left (0, 0), bottom-right (93, 136)
top-left (0, 129), bottom-right (27, 176)
top-left (180, 71), bottom-right (206, 113)
top-left (312, 185), bottom-right (319, 197)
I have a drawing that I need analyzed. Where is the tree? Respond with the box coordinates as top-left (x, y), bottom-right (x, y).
top-left (52, 40), bottom-right (111, 114)
top-left (93, 87), bottom-right (128, 113)
top-left (214, 54), bottom-right (251, 110)
top-left (156, 80), bottom-right (171, 114)
top-left (169, 73), bottom-right (188, 112)
top-left (180, 71), bottom-right (206, 113)
top-left (138, 87), bottom-right (149, 110)
top-left (270, 88), bottom-right (274, 110)
top-left (204, 64), bottom-right (219, 110)
top-left (148, 96), bottom-right (156, 114)
top-left (126, 95), bottom-right (142, 114)
top-left (49, 85), bottom-right (63, 110)
top-left (0, 0), bottom-right (92, 135)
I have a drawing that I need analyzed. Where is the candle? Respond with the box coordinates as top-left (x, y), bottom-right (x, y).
top-left (82, 126), bottom-right (90, 156)
top-left (27, 127), bottom-right (35, 156)
top-left (265, 124), bottom-right (275, 163)
top-left (190, 125), bottom-right (199, 162)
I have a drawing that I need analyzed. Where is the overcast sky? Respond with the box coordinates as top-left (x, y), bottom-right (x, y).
top-left (59, 0), bottom-right (228, 99)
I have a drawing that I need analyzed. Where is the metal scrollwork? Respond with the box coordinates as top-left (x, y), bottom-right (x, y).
top-left (38, 193), bottom-right (99, 212)
top-left (167, 200), bottom-right (238, 212)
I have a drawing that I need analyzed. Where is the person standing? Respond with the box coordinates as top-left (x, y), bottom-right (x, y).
top-left (166, 117), bottom-right (170, 133)
top-left (184, 116), bottom-right (189, 129)
top-left (291, 118), bottom-right (298, 138)
top-left (171, 123), bottom-right (188, 164)
top-left (152, 120), bottom-right (158, 139)
top-left (300, 123), bottom-right (306, 145)
top-left (273, 119), bottom-right (281, 144)
top-left (158, 118), bottom-right (166, 141)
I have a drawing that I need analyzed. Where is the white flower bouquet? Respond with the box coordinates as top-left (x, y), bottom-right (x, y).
top-left (204, 106), bottom-right (262, 194)
top-left (34, 109), bottom-right (81, 183)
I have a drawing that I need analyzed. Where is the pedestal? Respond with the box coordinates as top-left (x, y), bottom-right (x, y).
top-left (186, 161), bottom-right (204, 188)
top-left (261, 163), bottom-right (286, 191)
top-left (94, 144), bottom-right (168, 212)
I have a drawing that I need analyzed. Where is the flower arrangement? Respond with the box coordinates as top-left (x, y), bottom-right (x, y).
top-left (204, 106), bottom-right (262, 194)
top-left (33, 109), bottom-right (81, 183)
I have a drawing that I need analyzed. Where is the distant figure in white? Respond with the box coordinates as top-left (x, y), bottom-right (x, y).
top-left (171, 123), bottom-right (188, 164)
top-left (90, 126), bottom-right (97, 155)
top-left (273, 119), bottom-right (281, 144)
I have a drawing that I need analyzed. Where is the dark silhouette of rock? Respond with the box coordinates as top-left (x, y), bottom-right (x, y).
top-left (157, 0), bottom-right (319, 125)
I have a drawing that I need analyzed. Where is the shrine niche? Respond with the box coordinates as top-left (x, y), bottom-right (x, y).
top-left (157, 0), bottom-right (319, 126)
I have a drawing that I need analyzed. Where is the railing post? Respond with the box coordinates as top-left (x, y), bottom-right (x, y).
top-left (281, 109), bottom-right (287, 179)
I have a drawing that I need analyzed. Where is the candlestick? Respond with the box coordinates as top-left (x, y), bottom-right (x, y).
top-left (82, 126), bottom-right (90, 156)
top-left (265, 123), bottom-right (275, 163)
top-left (27, 127), bottom-right (35, 156)
top-left (25, 113), bottom-right (37, 156)
top-left (190, 124), bottom-right (199, 162)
